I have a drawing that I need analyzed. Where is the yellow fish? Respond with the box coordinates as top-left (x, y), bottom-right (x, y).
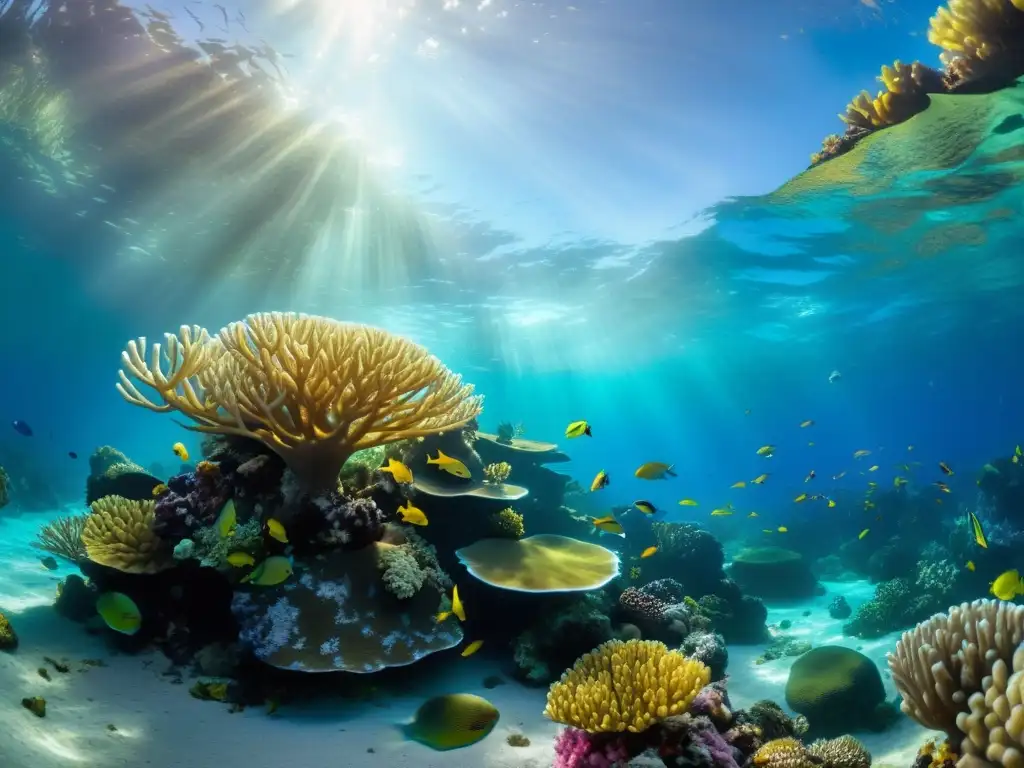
top-left (216, 499), bottom-right (237, 539)
top-left (731, 481), bottom-right (747, 489)
top-left (640, 546), bottom-right (658, 559)
top-left (762, 529), bottom-right (774, 534)
top-left (96, 592), bottom-right (142, 635)
top-left (990, 569), bottom-right (1024, 601)
top-left (266, 518), bottom-right (288, 543)
top-left (858, 528), bottom-right (869, 540)
top-left (853, 450), bottom-right (871, 459)
top-left (794, 493), bottom-right (807, 503)
top-left (748, 511), bottom-right (759, 518)
top-left (966, 561), bottom-right (976, 572)
top-left (403, 693), bottom-right (499, 751)
top-left (777, 526), bottom-right (788, 533)
top-left (808, 441), bottom-right (815, 447)
top-left (565, 420), bottom-right (592, 439)
top-left (226, 551), bottom-right (255, 567)
top-left (827, 499), bottom-right (836, 508)
top-left (865, 500), bottom-right (876, 509)
top-left (172, 442), bottom-right (189, 462)
top-left (969, 511), bottom-right (988, 549)
top-left (756, 445), bottom-right (776, 457)
top-left (435, 610), bottom-right (452, 623)
top-left (894, 476), bottom-right (908, 488)
top-left (634, 462), bottom-right (677, 480)
top-left (592, 515), bottom-right (625, 536)
top-left (939, 462), bottom-right (954, 476)
top-left (710, 508), bottom-right (733, 517)
top-left (633, 500), bottom-right (657, 515)
top-left (381, 458), bottom-right (414, 484)
top-left (427, 450), bottom-right (471, 479)
top-left (241, 556), bottom-right (293, 586)
top-left (461, 640), bottom-right (484, 658)
top-left (867, 481), bottom-right (878, 488)
top-left (868, 465), bottom-right (879, 472)
top-left (452, 586), bottom-right (466, 621)
top-left (678, 499), bottom-right (698, 506)
top-left (399, 500), bottom-right (429, 526)
top-left (590, 470), bottom-right (610, 492)
top-left (800, 420), bottom-right (814, 428)
top-left (751, 474), bottom-right (769, 485)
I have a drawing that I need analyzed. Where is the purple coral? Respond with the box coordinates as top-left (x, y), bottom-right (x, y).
top-left (553, 728), bottom-right (630, 768)
top-left (153, 471), bottom-right (230, 542)
top-left (314, 493), bottom-right (384, 550)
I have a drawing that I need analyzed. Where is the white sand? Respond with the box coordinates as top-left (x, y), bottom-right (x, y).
top-left (0, 511), bottom-right (937, 768)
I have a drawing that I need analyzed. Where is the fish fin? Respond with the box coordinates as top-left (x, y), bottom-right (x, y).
top-left (584, 425), bottom-right (592, 437)
top-left (435, 449), bottom-right (450, 461)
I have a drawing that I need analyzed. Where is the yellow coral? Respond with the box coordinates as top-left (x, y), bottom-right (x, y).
top-left (929, 0), bottom-right (1024, 65)
top-left (82, 496), bottom-right (171, 574)
top-left (493, 508), bottom-right (524, 538)
top-left (483, 462), bottom-right (512, 484)
top-left (117, 312), bottom-right (483, 491)
top-left (840, 60), bottom-right (942, 131)
top-left (917, 739), bottom-right (959, 768)
top-left (753, 738), bottom-right (816, 768)
top-left (542, 639), bottom-right (709, 733)
top-left (195, 460), bottom-right (219, 475)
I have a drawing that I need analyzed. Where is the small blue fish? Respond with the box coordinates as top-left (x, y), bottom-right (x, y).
top-left (11, 420), bottom-right (32, 437)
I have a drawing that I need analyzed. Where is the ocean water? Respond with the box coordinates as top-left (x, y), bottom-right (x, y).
top-left (2, 0), bottom-right (1023, 766)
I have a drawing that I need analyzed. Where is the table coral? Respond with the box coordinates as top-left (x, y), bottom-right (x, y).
top-left (457, 534), bottom-right (619, 593)
top-left (543, 639), bottom-right (710, 733)
top-left (116, 312), bottom-right (483, 492)
top-left (232, 544), bottom-right (461, 673)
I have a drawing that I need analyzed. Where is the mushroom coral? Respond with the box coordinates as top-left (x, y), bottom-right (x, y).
top-left (232, 543), bottom-right (461, 673)
top-left (543, 639), bottom-right (709, 733)
top-left (116, 312), bottom-right (483, 492)
top-left (82, 496), bottom-right (172, 574)
top-left (456, 534), bottom-right (619, 593)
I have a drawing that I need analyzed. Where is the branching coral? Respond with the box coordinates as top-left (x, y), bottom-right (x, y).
top-left (543, 639), bottom-right (710, 733)
top-left (82, 496), bottom-right (172, 573)
top-left (32, 515), bottom-right (87, 563)
top-left (116, 312), bottom-right (483, 491)
top-left (492, 507), bottom-right (525, 538)
top-left (928, 0), bottom-right (1024, 87)
top-left (483, 461), bottom-right (512, 484)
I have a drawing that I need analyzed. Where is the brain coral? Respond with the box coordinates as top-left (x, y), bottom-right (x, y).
top-left (117, 312), bottom-right (483, 492)
top-left (456, 534), bottom-right (619, 592)
top-left (785, 646), bottom-right (887, 736)
top-left (232, 544), bottom-right (462, 673)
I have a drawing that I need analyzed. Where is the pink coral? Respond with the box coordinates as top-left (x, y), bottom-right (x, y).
top-left (553, 728), bottom-right (630, 768)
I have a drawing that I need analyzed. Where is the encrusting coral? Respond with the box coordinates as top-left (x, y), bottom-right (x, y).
top-left (116, 312), bottom-right (483, 492)
top-left (543, 639), bottom-right (710, 733)
top-left (81, 495), bottom-right (172, 574)
top-left (32, 515), bottom-right (87, 563)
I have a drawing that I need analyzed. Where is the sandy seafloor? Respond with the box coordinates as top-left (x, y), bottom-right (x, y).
top-left (0, 509), bottom-right (940, 768)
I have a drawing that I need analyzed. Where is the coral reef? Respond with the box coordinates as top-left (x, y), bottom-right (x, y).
top-left (681, 630), bottom-right (729, 682)
top-left (741, 700), bottom-right (809, 741)
top-left (85, 446), bottom-right (163, 505)
top-left (543, 639), bottom-right (710, 733)
top-left (82, 495), bottom-right (172, 574)
top-left (193, 518), bottom-right (262, 569)
top-left (116, 312), bottom-right (483, 492)
top-left (32, 514), bottom-right (87, 563)
top-left (456, 534), bottom-right (620, 592)
top-left (378, 543), bottom-right (426, 599)
top-left (728, 547), bottom-right (820, 600)
top-left (512, 593), bottom-right (614, 684)
top-left (649, 522), bottom-right (725, 597)
top-left (786, 646), bottom-right (893, 736)
top-left (492, 507), bottom-right (525, 539)
top-left (483, 461), bottom-right (512, 484)
top-left (843, 577), bottom-right (938, 638)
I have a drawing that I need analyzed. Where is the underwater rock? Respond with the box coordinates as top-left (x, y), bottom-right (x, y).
top-left (728, 547), bottom-right (819, 600)
top-left (785, 645), bottom-right (891, 736)
top-left (696, 590), bottom-right (769, 644)
top-left (232, 544), bottom-right (461, 673)
top-left (85, 447), bottom-right (163, 506)
top-left (828, 595), bottom-right (852, 620)
top-left (21, 696), bottom-right (46, 717)
top-left (54, 574), bottom-right (97, 622)
top-left (194, 643), bottom-right (241, 678)
top-left (0, 610), bottom-right (17, 650)
top-left (648, 523), bottom-right (726, 598)
top-left (682, 631), bottom-right (728, 682)
top-left (737, 700), bottom-right (808, 742)
top-left (512, 593), bottom-right (613, 684)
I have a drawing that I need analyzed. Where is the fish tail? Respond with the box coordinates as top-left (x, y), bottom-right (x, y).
top-left (584, 425), bottom-right (592, 437)
top-left (666, 465), bottom-right (677, 477)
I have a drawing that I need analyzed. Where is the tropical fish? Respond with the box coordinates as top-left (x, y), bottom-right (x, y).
top-left (399, 500), bottom-right (429, 526)
top-left (640, 546), bottom-right (658, 559)
top-left (226, 552), bottom-right (255, 567)
top-left (805, 470), bottom-right (816, 483)
top-left (777, 526), bottom-right (788, 533)
top-left (858, 529), bottom-right (869, 540)
top-left (633, 500), bottom-right (657, 515)
top-left (592, 516), bottom-right (625, 536)
top-left (96, 592), bottom-right (142, 635)
top-left (808, 442), bottom-right (815, 447)
top-left (828, 370), bottom-right (841, 383)
top-left (634, 462), bottom-right (676, 480)
top-left (152, 483), bottom-right (168, 497)
top-left (216, 499), bottom-right (237, 539)
top-left (794, 493), bottom-right (807, 503)
top-left (11, 420), bottom-right (33, 437)
top-left (833, 471), bottom-right (847, 480)
top-left (853, 450), bottom-right (871, 459)
top-left (461, 640), bottom-right (484, 658)
top-left (266, 518), bottom-right (288, 543)
top-left (39, 556), bottom-right (58, 571)
top-left (751, 474), bottom-right (769, 485)
top-left (241, 556), bottom-right (294, 586)
top-left (68, 452), bottom-right (77, 459)
top-left (867, 481), bottom-right (877, 489)
top-left (731, 481), bottom-right (747, 489)
top-left (969, 511), bottom-right (988, 549)
top-left (402, 693), bottom-right (499, 751)
top-left (800, 420), bottom-right (814, 428)
top-left (427, 450), bottom-right (471, 479)
top-left (990, 569), bottom-right (1024, 601)
top-left (678, 499), bottom-right (699, 507)
top-left (868, 465), bottom-right (879, 472)
top-left (908, 445), bottom-right (914, 451)
top-left (894, 476), bottom-right (907, 488)
top-left (827, 498), bottom-right (836, 508)
top-left (744, 409), bottom-right (751, 415)
top-left (747, 512), bottom-right (759, 518)
top-left (762, 529), bottom-right (774, 534)
top-left (939, 462), bottom-right (954, 476)
top-left (436, 611), bottom-right (452, 623)
top-left (710, 508), bottom-right (734, 517)
top-left (590, 470), bottom-right (610, 492)
top-left (983, 463), bottom-right (1001, 474)
top-left (934, 482), bottom-right (950, 493)
top-left (756, 445), bottom-right (776, 457)
top-left (172, 441), bottom-right (189, 461)
top-left (966, 561), bottom-right (976, 572)
top-left (452, 586), bottom-right (466, 621)
top-left (565, 421), bottom-right (592, 439)
top-left (381, 458), bottom-right (414, 484)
